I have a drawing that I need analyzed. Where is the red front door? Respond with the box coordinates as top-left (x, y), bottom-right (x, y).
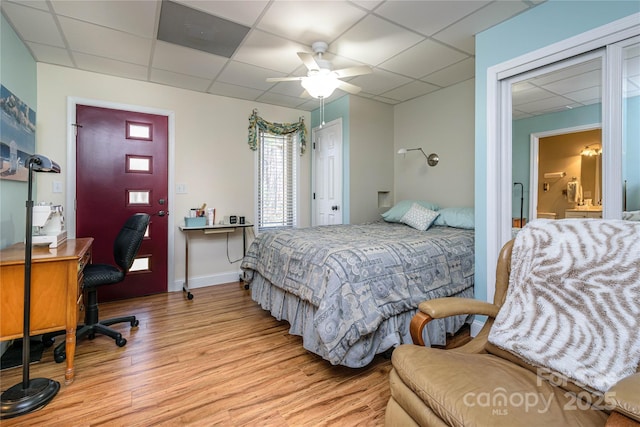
top-left (76, 104), bottom-right (168, 301)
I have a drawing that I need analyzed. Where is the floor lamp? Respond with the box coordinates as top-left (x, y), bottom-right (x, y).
top-left (1, 154), bottom-right (61, 419)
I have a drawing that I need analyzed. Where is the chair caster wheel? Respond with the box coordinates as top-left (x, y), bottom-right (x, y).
top-left (131, 319), bottom-right (139, 327)
top-left (54, 352), bottom-right (66, 363)
top-left (187, 292), bottom-right (194, 300)
top-left (116, 338), bottom-right (127, 347)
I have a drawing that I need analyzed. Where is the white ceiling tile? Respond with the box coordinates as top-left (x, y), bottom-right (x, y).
top-left (5, 0), bottom-right (50, 12)
top-left (217, 61), bottom-right (285, 90)
top-left (432, 1), bottom-right (529, 54)
top-left (349, 68), bottom-right (412, 95)
top-left (73, 52), bottom-right (149, 81)
top-left (543, 70), bottom-right (601, 95)
top-left (268, 81), bottom-right (307, 98)
top-left (1, 1), bottom-right (65, 47)
top-left (563, 86), bottom-right (601, 104)
top-left (382, 80), bottom-right (439, 102)
top-left (517, 96), bottom-right (575, 115)
top-left (512, 87), bottom-right (554, 107)
top-left (208, 81), bottom-right (263, 100)
top-left (332, 15), bottom-right (424, 66)
top-left (232, 30), bottom-right (310, 74)
top-left (257, 1), bottom-right (366, 47)
top-left (177, 0), bottom-right (269, 27)
top-left (256, 91), bottom-right (308, 109)
top-left (421, 57), bottom-right (475, 87)
top-left (26, 42), bottom-right (74, 67)
top-left (152, 41), bottom-right (228, 80)
top-left (379, 39), bottom-right (468, 79)
top-left (50, 0), bottom-right (159, 38)
top-left (58, 16), bottom-right (152, 65)
top-left (375, 0), bottom-right (489, 36)
top-left (150, 68), bottom-right (212, 92)
top-left (350, 0), bottom-right (384, 11)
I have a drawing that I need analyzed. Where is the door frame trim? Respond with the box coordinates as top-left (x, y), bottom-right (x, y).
top-left (311, 117), bottom-right (343, 226)
top-left (66, 97), bottom-right (175, 293)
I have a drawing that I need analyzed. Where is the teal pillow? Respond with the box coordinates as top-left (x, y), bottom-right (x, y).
top-left (434, 207), bottom-right (474, 229)
top-left (381, 200), bottom-right (440, 223)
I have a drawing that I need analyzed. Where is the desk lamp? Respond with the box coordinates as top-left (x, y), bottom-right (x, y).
top-left (1, 154), bottom-right (61, 419)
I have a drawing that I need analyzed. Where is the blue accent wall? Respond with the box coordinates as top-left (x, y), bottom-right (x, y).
top-left (0, 14), bottom-right (38, 249)
top-left (475, 1), bottom-right (639, 302)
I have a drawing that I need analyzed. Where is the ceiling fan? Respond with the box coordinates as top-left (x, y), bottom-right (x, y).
top-left (266, 41), bottom-right (372, 99)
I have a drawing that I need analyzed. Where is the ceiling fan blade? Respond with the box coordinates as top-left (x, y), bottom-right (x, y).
top-left (298, 52), bottom-right (319, 71)
top-left (337, 80), bottom-right (362, 94)
top-left (333, 65), bottom-right (372, 78)
top-left (266, 76), bottom-right (304, 82)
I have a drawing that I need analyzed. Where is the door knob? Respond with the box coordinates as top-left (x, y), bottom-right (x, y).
top-left (331, 205), bottom-right (339, 211)
top-left (156, 210), bottom-right (167, 217)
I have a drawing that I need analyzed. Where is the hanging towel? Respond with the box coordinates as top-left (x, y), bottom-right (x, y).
top-left (567, 181), bottom-right (579, 203)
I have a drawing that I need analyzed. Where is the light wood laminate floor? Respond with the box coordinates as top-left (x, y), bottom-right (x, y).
top-left (0, 283), bottom-right (394, 426)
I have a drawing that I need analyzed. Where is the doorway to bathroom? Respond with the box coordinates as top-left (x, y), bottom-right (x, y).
top-left (530, 126), bottom-right (602, 221)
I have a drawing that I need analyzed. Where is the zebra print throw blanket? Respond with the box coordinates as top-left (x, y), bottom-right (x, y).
top-left (488, 219), bottom-right (640, 393)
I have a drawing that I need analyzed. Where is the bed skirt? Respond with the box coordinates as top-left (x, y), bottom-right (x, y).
top-left (251, 273), bottom-right (474, 368)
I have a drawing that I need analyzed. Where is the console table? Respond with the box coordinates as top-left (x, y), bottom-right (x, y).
top-left (178, 223), bottom-right (253, 299)
top-left (0, 238), bottom-right (93, 384)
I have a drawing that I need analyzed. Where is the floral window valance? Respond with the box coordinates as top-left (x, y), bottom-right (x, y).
top-left (248, 109), bottom-right (307, 155)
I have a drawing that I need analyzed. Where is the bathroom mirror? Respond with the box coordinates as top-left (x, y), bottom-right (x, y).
top-left (580, 149), bottom-right (602, 207)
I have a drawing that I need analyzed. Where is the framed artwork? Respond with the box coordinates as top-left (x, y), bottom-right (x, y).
top-left (1, 84), bottom-right (36, 181)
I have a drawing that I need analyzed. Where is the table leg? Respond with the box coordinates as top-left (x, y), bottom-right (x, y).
top-left (64, 326), bottom-right (76, 384)
top-left (183, 232), bottom-right (193, 300)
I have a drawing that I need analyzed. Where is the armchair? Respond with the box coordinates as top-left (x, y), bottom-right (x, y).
top-left (386, 219), bottom-right (640, 427)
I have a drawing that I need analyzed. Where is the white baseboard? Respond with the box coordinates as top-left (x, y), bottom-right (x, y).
top-left (171, 270), bottom-right (243, 292)
top-left (470, 317), bottom-right (486, 337)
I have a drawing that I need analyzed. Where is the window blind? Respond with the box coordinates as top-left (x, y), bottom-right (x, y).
top-left (257, 131), bottom-right (297, 231)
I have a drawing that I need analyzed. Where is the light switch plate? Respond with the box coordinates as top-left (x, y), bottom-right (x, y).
top-left (176, 183), bottom-right (187, 194)
top-left (53, 180), bottom-right (63, 193)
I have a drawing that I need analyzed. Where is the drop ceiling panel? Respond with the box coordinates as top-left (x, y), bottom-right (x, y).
top-left (217, 61), bottom-right (284, 91)
top-left (379, 39), bottom-right (468, 79)
top-left (50, 0), bottom-right (159, 38)
top-left (432, 0), bottom-right (530, 54)
top-left (26, 42), bottom-right (74, 67)
top-left (2, 2), bottom-right (66, 47)
top-left (59, 16), bottom-right (152, 65)
top-left (332, 15), bottom-right (424, 65)
top-left (152, 41), bottom-right (227, 79)
top-left (73, 52), bottom-right (149, 81)
top-left (375, 0), bottom-right (490, 37)
top-left (422, 57), bottom-right (475, 87)
top-left (232, 31), bottom-right (310, 74)
top-left (382, 80), bottom-right (440, 102)
top-left (150, 68), bottom-right (213, 92)
top-left (257, 1), bottom-right (366, 47)
top-left (349, 68), bottom-right (412, 95)
top-left (208, 81), bottom-right (264, 100)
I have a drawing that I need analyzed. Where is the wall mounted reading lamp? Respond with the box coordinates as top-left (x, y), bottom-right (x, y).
top-left (397, 148), bottom-right (439, 167)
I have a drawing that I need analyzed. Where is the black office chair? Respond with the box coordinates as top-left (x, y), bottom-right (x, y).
top-left (47, 213), bottom-right (150, 362)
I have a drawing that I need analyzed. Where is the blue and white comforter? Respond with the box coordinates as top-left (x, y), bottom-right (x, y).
top-left (241, 222), bottom-right (474, 366)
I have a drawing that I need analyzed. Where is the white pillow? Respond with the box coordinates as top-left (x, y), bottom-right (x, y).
top-left (400, 203), bottom-right (439, 231)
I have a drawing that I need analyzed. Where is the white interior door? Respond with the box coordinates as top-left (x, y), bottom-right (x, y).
top-left (312, 119), bottom-right (343, 225)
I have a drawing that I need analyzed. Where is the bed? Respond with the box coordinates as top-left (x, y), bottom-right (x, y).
top-left (240, 208), bottom-right (475, 368)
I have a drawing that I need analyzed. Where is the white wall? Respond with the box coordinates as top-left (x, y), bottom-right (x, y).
top-left (36, 63), bottom-right (310, 292)
top-left (393, 79), bottom-right (475, 208)
top-left (349, 96), bottom-right (394, 224)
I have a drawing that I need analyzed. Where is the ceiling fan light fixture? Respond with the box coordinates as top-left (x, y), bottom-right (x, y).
top-left (301, 72), bottom-right (340, 99)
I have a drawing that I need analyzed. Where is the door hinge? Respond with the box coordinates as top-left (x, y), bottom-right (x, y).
top-left (313, 193), bottom-right (316, 200)
top-left (313, 142), bottom-right (316, 150)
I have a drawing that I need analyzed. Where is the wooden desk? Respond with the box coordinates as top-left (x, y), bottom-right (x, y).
top-left (0, 238), bottom-right (93, 384)
top-left (178, 223), bottom-right (253, 299)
